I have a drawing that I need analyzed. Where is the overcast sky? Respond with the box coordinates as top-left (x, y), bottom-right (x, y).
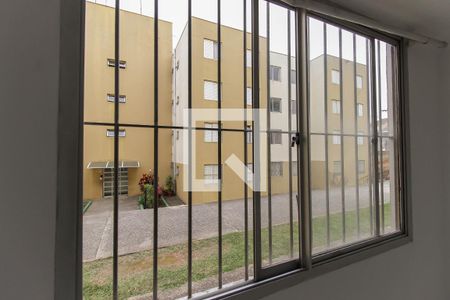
top-left (87, 0), bottom-right (368, 62)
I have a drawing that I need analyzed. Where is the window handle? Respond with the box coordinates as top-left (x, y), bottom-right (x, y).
top-left (291, 132), bottom-right (300, 147)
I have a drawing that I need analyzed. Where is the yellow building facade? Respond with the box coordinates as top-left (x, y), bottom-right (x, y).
top-left (83, 4), bottom-right (368, 204)
top-left (83, 2), bottom-right (173, 200)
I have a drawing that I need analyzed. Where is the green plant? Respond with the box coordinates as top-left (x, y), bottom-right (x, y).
top-left (138, 184), bottom-right (154, 209)
top-left (164, 175), bottom-right (174, 196)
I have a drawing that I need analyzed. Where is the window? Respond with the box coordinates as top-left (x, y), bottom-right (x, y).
top-left (106, 94), bottom-right (126, 103)
top-left (246, 163), bottom-right (253, 182)
top-left (292, 161), bottom-right (298, 176)
top-left (203, 39), bottom-right (218, 60)
top-left (204, 164), bottom-right (219, 184)
top-left (204, 123), bottom-right (218, 143)
top-left (290, 69), bottom-right (296, 84)
top-left (246, 125), bottom-right (252, 144)
top-left (204, 80), bottom-right (218, 101)
top-left (357, 131), bottom-right (364, 145)
top-left (331, 69), bottom-right (340, 84)
top-left (291, 100), bottom-right (296, 114)
top-left (271, 162), bottom-right (283, 177)
top-left (270, 130), bottom-right (282, 144)
top-left (269, 65), bottom-right (281, 81)
top-left (270, 97), bottom-right (282, 113)
top-left (331, 99), bottom-right (341, 114)
top-left (332, 131), bottom-right (341, 144)
top-left (106, 129), bottom-right (125, 137)
top-left (78, 4), bottom-right (406, 300)
top-left (107, 58), bottom-right (126, 69)
top-left (333, 161), bottom-right (342, 175)
top-left (246, 87), bottom-right (252, 105)
top-left (356, 75), bottom-right (363, 89)
top-left (357, 103), bottom-right (364, 117)
top-left (246, 49), bottom-right (252, 68)
top-left (308, 16), bottom-right (404, 257)
top-left (358, 160), bottom-right (366, 174)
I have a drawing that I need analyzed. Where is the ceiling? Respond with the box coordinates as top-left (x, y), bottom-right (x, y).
top-left (322, 0), bottom-right (450, 42)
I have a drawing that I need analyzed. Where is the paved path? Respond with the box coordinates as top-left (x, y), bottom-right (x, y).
top-left (83, 184), bottom-right (391, 261)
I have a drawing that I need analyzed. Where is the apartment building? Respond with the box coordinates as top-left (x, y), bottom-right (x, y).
top-left (173, 17), bottom-right (369, 204)
top-left (83, 2), bottom-right (173, 200)
top-left (310, 54), bottom-right (370, 189)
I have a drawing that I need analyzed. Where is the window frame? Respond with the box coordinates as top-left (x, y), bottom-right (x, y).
top-left (55, 1), bottom-right (411, 300)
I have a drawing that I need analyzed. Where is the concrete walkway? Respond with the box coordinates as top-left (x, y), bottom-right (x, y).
top-left (83, 184), bottom-right (391, 261)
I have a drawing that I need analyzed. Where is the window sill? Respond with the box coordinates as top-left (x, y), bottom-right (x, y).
top-left (202, 233), bottom-right (411, 300)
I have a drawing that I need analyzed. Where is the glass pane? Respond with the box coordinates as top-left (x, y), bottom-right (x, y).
top-left (309, 16), bottom-right (376, 254)
top-left (258, 1), bottom-right (299, 268)
top-left (376, 40), bottom-right (400, 235)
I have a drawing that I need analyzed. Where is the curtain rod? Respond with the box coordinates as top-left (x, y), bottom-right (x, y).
top-left (285, 0), bottom-right (448, 48)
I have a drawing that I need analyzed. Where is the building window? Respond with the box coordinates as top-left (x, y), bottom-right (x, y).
top-left (246, 87), bottom-right (252, 105)
top-left (204, 80), bottom-right (218, 101)
top-left (333, 161), bottom-right (342, 175)
top-left (246, 163), bottom-right (253, 182)
top-left (269, 65), bottom-right (281, 81)
top-left (331, 99), bottom-right (341, 114)
top-left (246, 125), bottom-right (252, 144)
top-left (331, 69), bottom-right (340, 84)
top-left (291, 100), bottom-right (296, 114)
top-left (204, 123), bottom-right (218, 143)
top-left (246, 49), bottom-right (252, 68)
top-left (107, 94), bottom-right (126, 103)
top-left (332, 131), bottom-right (341, 144)
top-left (357, 103), bottom-right (364, 117)
top-left (203, 39), bottom-right (218, 60)
top-left (107, 58), bottom-right (126, 69)
top-left (271, 162), bottom-right (283, 177)
top-left (270, 97), bottom-right (282, 113)
top-left (106, 129), bottom-right (125, 137)
top-left (356, 75), bottom-right (363, 89)
top-left (204, 164), bottom-right (219, 185)
top-left (270, 130), bottom-right (282, 144)
top-left (358, 160), bottom-right (366, 174)
top-left (290, 69), bottom-right (296, 84)
top-left (357, 131), bottom-right (364, 145)
top-left (292, 161), bottom-right (298, 176)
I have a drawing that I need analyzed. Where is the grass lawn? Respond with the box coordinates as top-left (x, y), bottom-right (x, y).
top-left (83, 204), bottom-right (392, 299)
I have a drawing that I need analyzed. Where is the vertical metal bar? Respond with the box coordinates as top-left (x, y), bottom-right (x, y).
top-left (287, 9), bottom-right (294, 258)
top-left (243, 0), bottom-right (249, 282)
top-left (338, 28), bottom-right (346, 243)
top-left (366, 39), bottom-right (374, 235)
top-left (294, 8), bottom-right (302, 261)
top-left (251, 0), bottom-right (262, 280)
top-left (376, 40), bottom-right (385, 234)
top-left (266, 0), bottom-right (273, 264)
top-left (152, 0), bottom-right (159, 298)
top-left (352, 33), bottom-right (360, 238)
top-left (323, 23), bottom-right (330, 247)
top-left (371, 39), bottom-right (381, 237)
top-left (187, 0), bottom-right (193, 296)
top-left (112, 0), bottom-right (119, 298)
top-left (299, 8), bottom-right (312, 270)
top-left (217, 0), bottom-right (223, 289)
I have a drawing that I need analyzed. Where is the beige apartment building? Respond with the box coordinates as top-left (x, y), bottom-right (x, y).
top-left (309, 54), bottom-right (370, 190)
top-left (83, 2), bottom-right (173, 200)
top-left (82, 4), bottom-right (369, 204)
